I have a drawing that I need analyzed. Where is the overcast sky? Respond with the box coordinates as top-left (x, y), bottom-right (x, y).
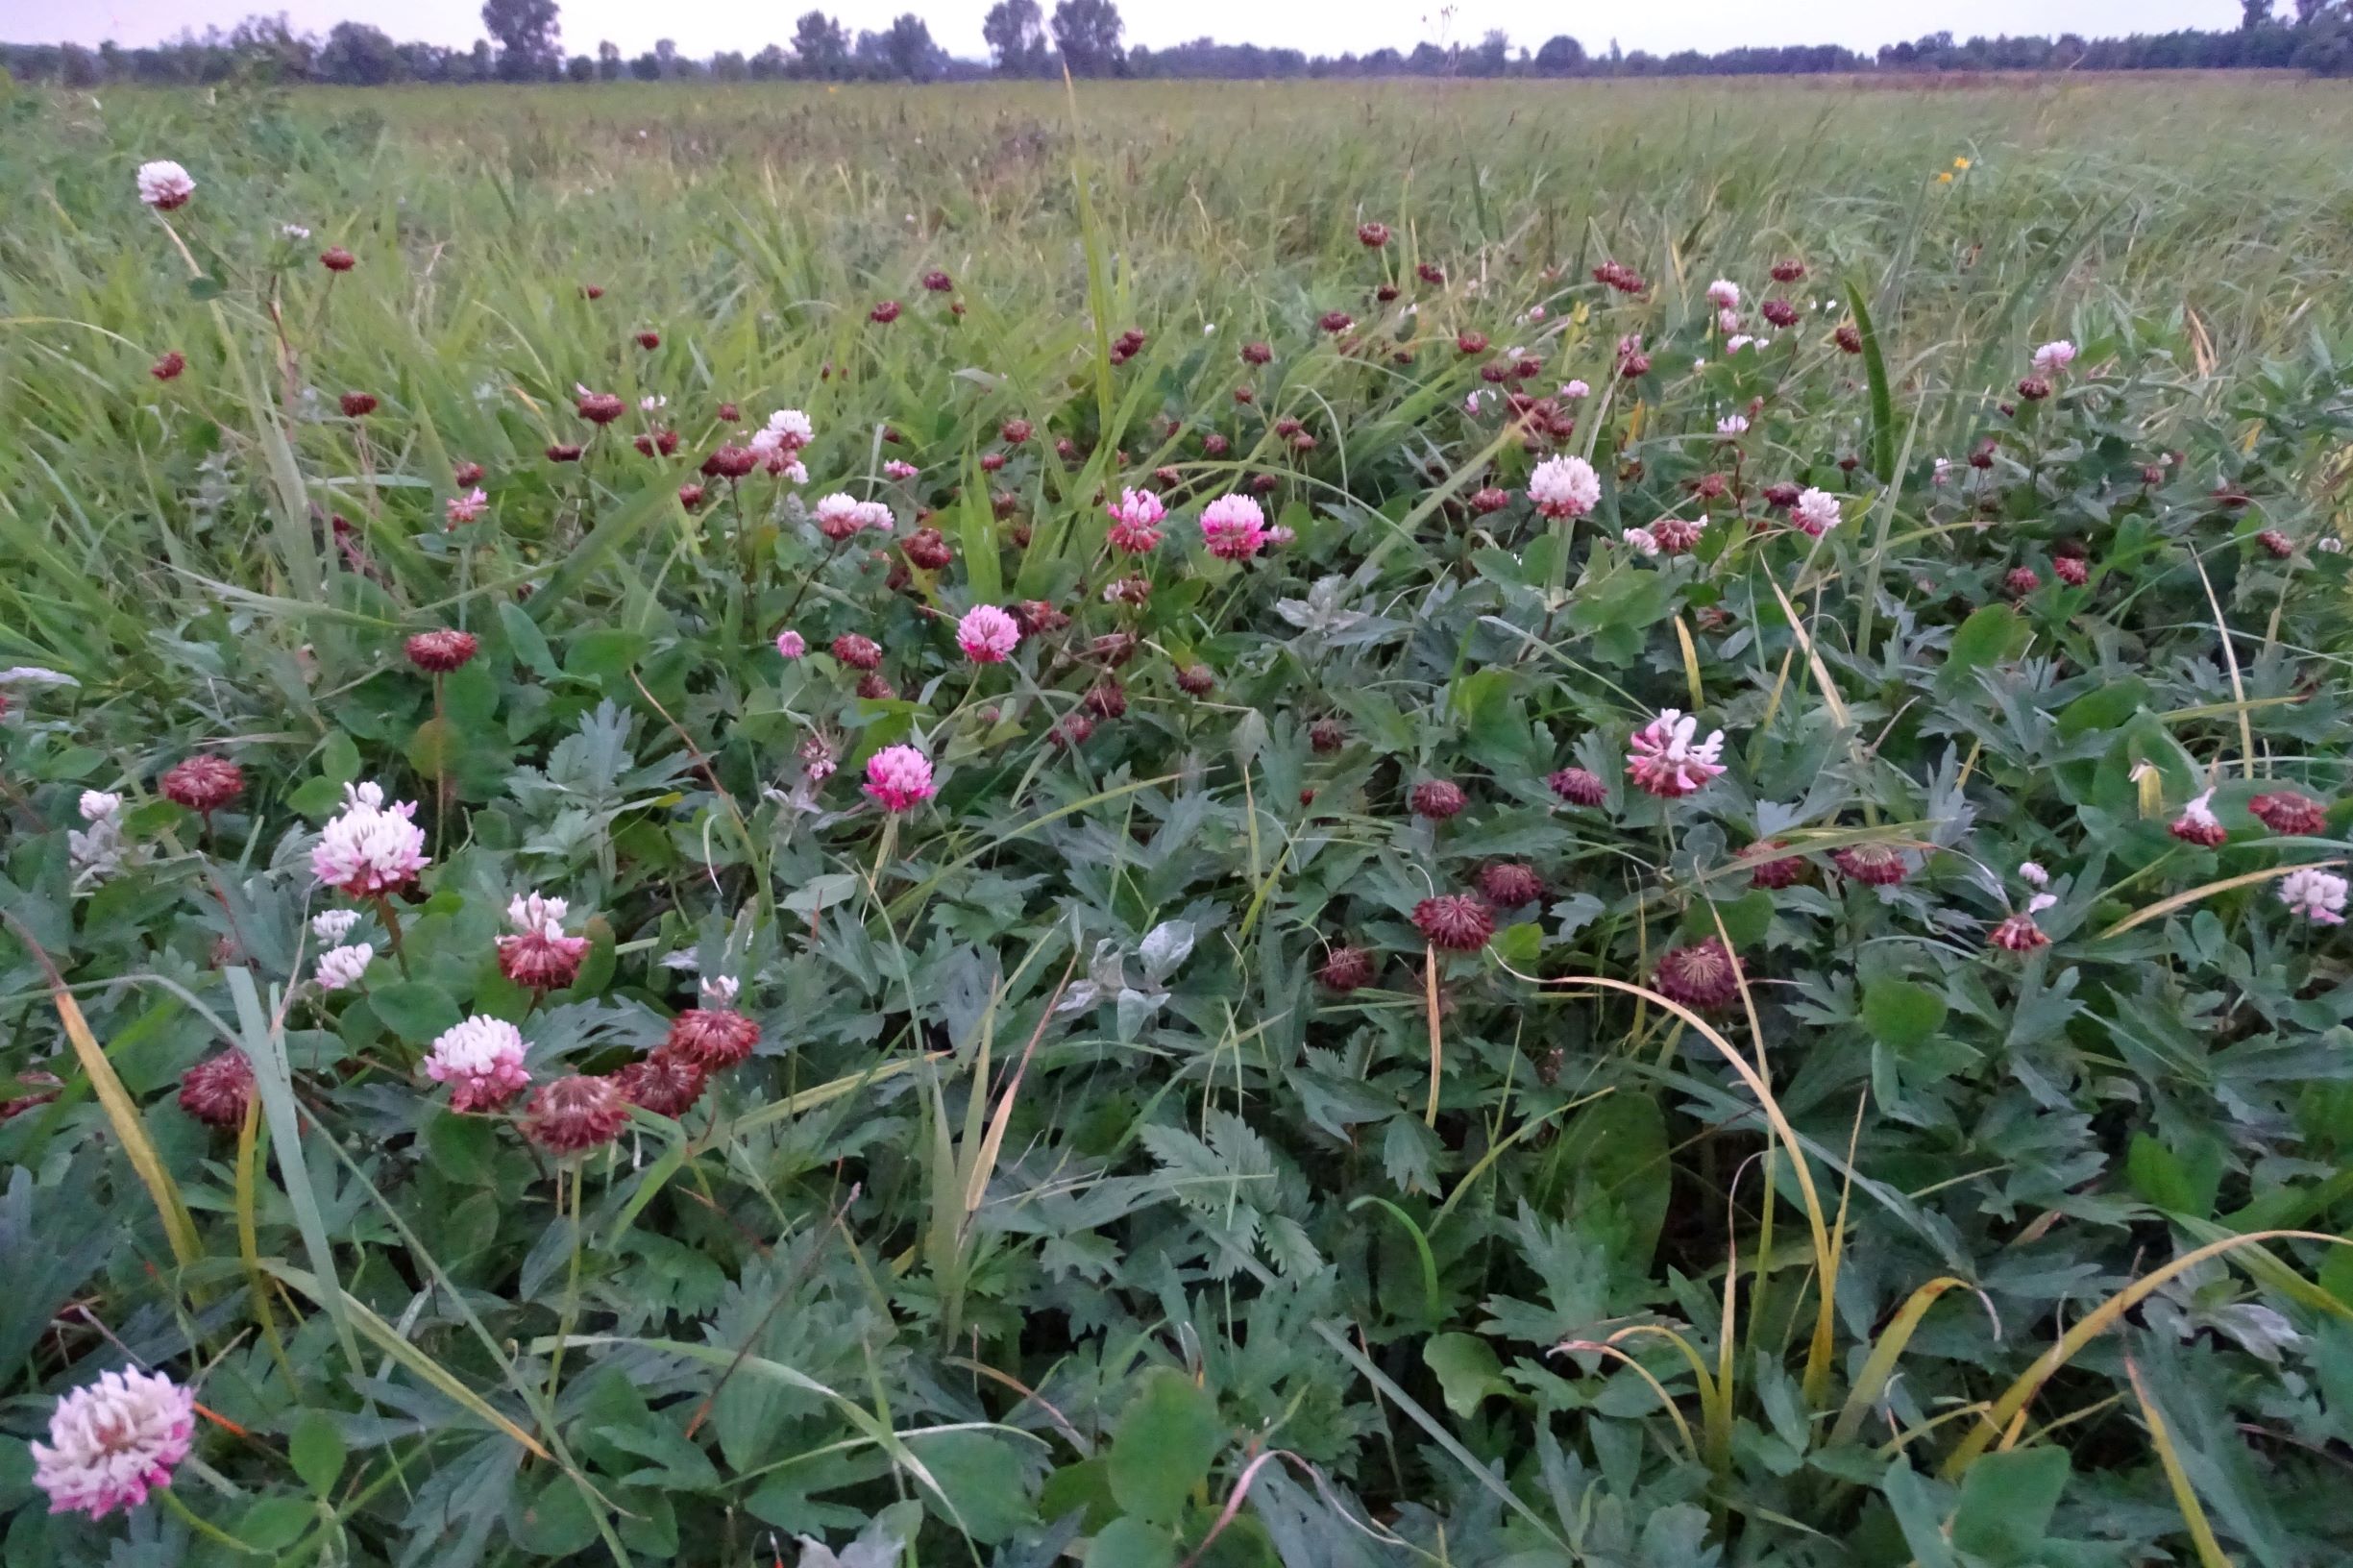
top-left (19, 0), bottom-right (2242, 62)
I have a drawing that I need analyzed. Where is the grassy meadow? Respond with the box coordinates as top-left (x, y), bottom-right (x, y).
top-left (5, 69), bottom-right (2353, 1567)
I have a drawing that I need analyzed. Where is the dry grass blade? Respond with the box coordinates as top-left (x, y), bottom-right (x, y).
top-left (2097, 860), bottom-right (2345, 939)
top-left (2125, 1358), bottom-right (2237, 1568)
top-left (1944, 1229), bottom-right (2350, 1476)
top-left (7, 915), bottom-right (201, 1272)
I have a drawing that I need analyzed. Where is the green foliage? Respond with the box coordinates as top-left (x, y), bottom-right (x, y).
top-left (2, 74), bottom-right (2353, 1568)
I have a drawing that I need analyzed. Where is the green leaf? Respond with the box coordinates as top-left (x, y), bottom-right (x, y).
top-left (1845, 282), bottom-right (1896, 479)
top-left (290, 1410), bottom-right (347, 1496)
top-left (1949, 1447), bottom-right (2070, 1565)
top-left (1881, 1458), bottom-right (1958, 1568)
top-left (1040, 1458), bottom-right (1119, 1532)
top-left (186, 275), bottom-right (226, 302)
top-left (1108, 1368), bottom-right (1223, 1529)
top-left (1860, 977), bottom-right (1947, 1050)
top-left (565, 628), bottom-right (651, 679)
top-left (2126, 1132), bottom-right (2223, 1219)
top-left (498, 600), bottom-right (561, 680)
top-left (321, 730), bottom-right (361, 785)
top-left (1423, 1333), bottom-right (1506, 1418)
top-left (1087, 1517), bottom-right (1177, 1568)
top-left (1937, 605), bottom-right (2026, 696)
top-left (235, 1495), bottom-right (316, 1552)
top-left (510, 1465), bottom-right (600, 1556)
top-left (907, 1430), bottom-right (1031, 1544)
top-left (369, 980), bottom-right (460, 1045)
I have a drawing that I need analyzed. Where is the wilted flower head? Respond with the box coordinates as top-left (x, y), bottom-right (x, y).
top-left (314, 943), bottom-right (374, 992)
top-left (1318, 945), bottom-right (1378, 992)
top-left (135, 160), bottom-right (194, 210)
top-left (404, 628), bottom-right (478, 674)
top-left (864, 744), bottom-right (936, 813)
top-left (1477, 862), bottom-right (1545, 906)
top-left (178, 1050), bottom-right (255, 1128)
top-left (310, 781), bottom-right (428, 897)
top-left (1654, 938), bottom-right (1743, 1011)
top-left (663, 1004), bottom-right (761, 1070)
top-left (1528, 454), bottom-right (1600, 520)
top-left (1409, 779), bottom-right (1467, 821)
top-left (1988, 912), bottom-right (2050, 952)
top-left (525, 1074), bottom-right (629, 1155)
top-left (2169, 789), bottom-right (2227, 847)
top-left (1413, 894), bottom-right (1495, 952)
top-left (32, 1367), bottom-right (195, 1519)
top-left (498, 894), bottom-right (590, 992)
top-left (2032, 339), bottom-right (2077, 375)
top-left (613, 1052), bottom-right (708, 1117)
top-left (425, 1016), bottom-right (530, 1113)
top-left (1549, 766), bottom-right (1607, 807)
top-left (160, 754), bottom-right (242, 815)
top-left (2250, 791), bottom-right (2328, 837)
top-left (957, 604), bottom-right (1022, 664)
top-left (1832, 844), bottom-right (1910, 886)
top-left (2279, 867), bottom-right (2348, 925)
top-left (1791, 488), bottom-right (1842, 538)
top-left (1107, 488), bottom-right (1166, 553)
top-left (1626, 711), bottom-right (1727, 798)
top-left (1200, 495), bottom-right (1268, 561)
top-left (1652, 515), bottom-right (1706, 554)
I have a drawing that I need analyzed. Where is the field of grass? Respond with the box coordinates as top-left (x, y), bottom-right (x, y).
top-left (5, 71), bottom-right (2353, 1567)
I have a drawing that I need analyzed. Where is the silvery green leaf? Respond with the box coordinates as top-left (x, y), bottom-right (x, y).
top-left (1138, 919), bottom-right (1195, 983)
top-left (1116, 987), bottom-right (1164, 1040)
top-left (1089, 938), bottom-right (1130, 992)
top-left (784, 873), bottom-right (861, 915)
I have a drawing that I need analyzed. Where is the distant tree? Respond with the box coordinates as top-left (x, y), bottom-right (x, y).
top-left (318, 22), bottom-right (403, 83)
top-left (628, 50), bottom-right (660, 79)
top-left (1533, 35), bottom-right (1584, 74)
top-left (1467, 29), bottom-right (1509, 74)
top-left (564, 53), bottom-right (593, 80)
top-left (654, 37), bottom-right (678, 75)
top-left (597, 39), bottom-right (621, 79)
top-left (749, 42), bottom-right (789, 78)
top-left (1051, 0), bottom-right (1125, 74)
top-left (480, 0), bottom-right (560, 80)
top-left (885, 14), bottom-right (944, 79)
top-left (2243, 0), bottom-right (2275, 24)
top-left (793, 11), bottom-right (853, 78)
top-left (984, 0), bottom-right (1050, 74)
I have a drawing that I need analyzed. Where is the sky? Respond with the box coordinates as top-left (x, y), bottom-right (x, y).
top-left (13, 0), bottom-right (2242, 63)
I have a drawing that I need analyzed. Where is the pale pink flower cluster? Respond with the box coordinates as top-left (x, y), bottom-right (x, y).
top-left (1716, 307), bottom-right (1742, 335)
top-left (32, 1367), bottom-right (195, 1518)
top-left (864, 744), bottom-right (937, 812)
top-left (425, 1016), bottom-right (530, 1111)
top-left (883, 459), bottom-right (919, 480)
top-left (1107, 488), bottom-right (1167, 553)
top-left (312, 908), bottom-right (361, 943)
top-left (507, 892), bottom-right (573, 938)
top-left (2020, 861), bottom-right (2049, 888)
top-left (750, 408), bottom-right (814, 478)
top-left (813, 494), bottom-right (893, 539)
top-left (1560, 380), bottom-right (1591, 400)
top-left (446, 488), bottom-right (489, 527)
top-left (314, 943), bottom-right (374, 992)
top-left (1199, 495), bottom-right (1269, 560)
top-left (1620, 527), bottom-right (1660, 557)
top-left (2279, 868), bottom-right (2348, 925)
top-left (774, 629), bottom-right (807, 659)
top-left (310, 782), bottom-right (428, 897)
top-left (2031, 340), bottom-right (2076, 375)
top-left (1626, 710), bottom-right (1728, 798)
top-left (1528, 455), bottom-right (1601, 520)
top-left (1705, 279), bottom-right (1741, 309)
top-left (1791, 487), bottom-right (1842, 538)
top-left (1716, 414), bottom-right (1749, 436)
top-left (957, 603), bottom-right (1021, 663)
top-left (135, 160), bottom-right (195, 210)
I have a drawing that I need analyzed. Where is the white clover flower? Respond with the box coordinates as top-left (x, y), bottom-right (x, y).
top-left (2280, 868), bottom-right (2347, 925)
top-left (1791, 488), bottom-right (1842, 538)
top-left (701, 975), bottom-right (741, 1006)
top-left (314, 943), bottom-right (375, 992)
top-left (1621, 527), bottom-right (1660, 557)
top-left (79, 791), bottom-right (123, 823)
top-left (311, 908), bottom-right (362, 943)
top-left (1717, 414), bottom-right (1750, 436)
top-left (135, 160), bottom-right (194, 210)
top-left (281, 222), bottom-right (311, 240)
top-left (507, 892), bottom-right (571, 938)
top-left (2020, 861), bottom-right (2049, 888)
top-left (31, 1367), bottom-right (194, 1518)
top-left (310, 781), bottom-right (428, 897)
top-left (1706, 279), bottom-right (1740, 309)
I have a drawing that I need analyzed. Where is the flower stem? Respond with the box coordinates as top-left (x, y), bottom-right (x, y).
top-left (374, 895), bottom-right (411, 979)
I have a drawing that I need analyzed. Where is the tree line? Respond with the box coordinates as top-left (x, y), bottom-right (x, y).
top-left (8, 0), bottom-right (2352, 87)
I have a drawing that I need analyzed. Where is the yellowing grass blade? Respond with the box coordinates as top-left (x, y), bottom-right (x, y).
top-left (1944, 1229), bottom-right (2350, 1477)
top-left (1765, 575), bottom-right (1851, 730)
top-left (2097, 861), bottom-right (2345, 940)
top-left (2125, 1358), bottom-right (2236, 1568)
top-left (12, 923), bottom-right (201, 1272)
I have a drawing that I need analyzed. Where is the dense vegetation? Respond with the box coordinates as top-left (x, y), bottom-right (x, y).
top-left (4, 73), bottom-right (2353, 1567)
